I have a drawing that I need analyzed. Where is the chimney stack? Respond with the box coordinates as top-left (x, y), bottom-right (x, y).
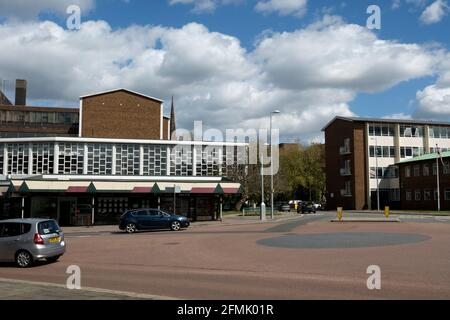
top-left (15, 79), bottom-right (27, 106)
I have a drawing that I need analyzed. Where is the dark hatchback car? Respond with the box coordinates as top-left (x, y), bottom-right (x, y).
top-left (119, 208), bottom-right (190, 233)
top-left (297, 202), bottom-right (317, 214)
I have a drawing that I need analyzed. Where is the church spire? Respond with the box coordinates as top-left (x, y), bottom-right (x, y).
top-left (170, 96), bottom-right (176, 140)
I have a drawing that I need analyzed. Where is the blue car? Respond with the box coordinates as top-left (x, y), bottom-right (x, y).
top-left (119, 209), bottom-right (190, 233)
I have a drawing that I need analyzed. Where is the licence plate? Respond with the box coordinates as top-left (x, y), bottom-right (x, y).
top-left (49, 237), bottom-right (61, 244)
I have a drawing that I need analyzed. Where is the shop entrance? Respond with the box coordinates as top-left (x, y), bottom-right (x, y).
top-left (58, 198), bottom-right (76, 226)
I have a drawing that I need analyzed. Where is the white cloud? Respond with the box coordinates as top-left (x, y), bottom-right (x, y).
top-left (255, 0), bottom-right (307, 17)
top-left (0, 0), bottom-right (95, 20)
top-left (414, 53), bottom-right (450, 119)
top-left (168, 0), bottom-right (242, 13)
top-left (0, 16), bottom-right (442, 141)
top-left (419, 0), bottom-right (449, 24)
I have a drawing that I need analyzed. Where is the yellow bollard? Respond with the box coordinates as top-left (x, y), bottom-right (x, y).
top-left (384, 206), bottom-right (390, 219)
top-left (337, 207), bottom-right (343, 221)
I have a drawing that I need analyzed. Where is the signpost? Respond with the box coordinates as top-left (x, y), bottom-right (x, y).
top-left (173, 185), bottom-right (181, 214)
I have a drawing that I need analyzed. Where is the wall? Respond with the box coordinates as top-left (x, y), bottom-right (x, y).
top-left (81, 90), bottom-right (162, 140)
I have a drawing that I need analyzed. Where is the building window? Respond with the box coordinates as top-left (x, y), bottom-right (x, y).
top-left (433, 163), bottom-right (437, 175)
top-left (413, 165), bottom-right (420, 177)
top-left (87, 144), bottom-right (113, 175)
top-left (170, 145), bottom-right (193, 176)
top-left (369, 124), bottom-right (394, 137)
top-left (400, 147), bottom-right (424, 158)
top-left (415, 190), bottom-right (421, 201)
top-left (406, 190), bottom-right (412, 201)
top-left (143, 145), bottom-right (167, 176)
top-left (400, 125), bottom-right (423, 137)
top-left (424, 190), bottom-right (432, 201)
top-left (434, 189), bottom-right (439, 201)
top-left (115, 144), bottom-right (140, 176)
top-left (445, 189), bottom-right (450, 201)
top-left (423, 164), bottom-right (430, 176)
top-left (32, 143), bottom-right (54, 174)
top-left (195, 146), bottom-right (222, 176)
top-left (0, 144), bottom-right (3, 175)
top-left (7, 143), bottom-right (29, 175)
top-left (58, 143), bottom-right (84, 175)
top-left (444, 162), bottom-right (450, 174)
top-left (430, 127), bottom-right (450, 139)
top-left (342, 181), bottom-right (352, 196)
top-left (405, 166), bottom-right (411, 177)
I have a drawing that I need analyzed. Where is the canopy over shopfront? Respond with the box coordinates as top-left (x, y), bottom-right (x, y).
top-left (3, 178), bottom-right (243, 225)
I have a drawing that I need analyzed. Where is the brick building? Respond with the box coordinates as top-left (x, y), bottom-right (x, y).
top-left (398, 151), bottom-right (450, 210)
top-left (323, 116), bottom-right (450, 210)
top-left (0, 84), bottom-right (245, 225)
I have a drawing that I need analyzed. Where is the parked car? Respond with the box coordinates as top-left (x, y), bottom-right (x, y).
top-left (279, 204), bottom-right (291, 212)
top-left (297, 202), bottom-right (317, 214)
top-left (0, 219), bottom-right (65, 268)
top-left (119, 208), bottom-right (190, 233)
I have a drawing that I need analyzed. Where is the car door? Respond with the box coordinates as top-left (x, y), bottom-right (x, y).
top-left (147, 209), bottom-right (165, 228)
top-left (157, 210), bottom-right (172, 228)
top-left (0, 223), bottom-right (21, 262)
top-left (133, 209), bottom-right (151, 229)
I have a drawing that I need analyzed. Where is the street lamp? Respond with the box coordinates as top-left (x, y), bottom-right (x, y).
top-left (270, 110), bottom-right (281, 219)
top-left (260, 151), bottom-right (266, 221)
top-left (370, 137), bottom-right (380, 211)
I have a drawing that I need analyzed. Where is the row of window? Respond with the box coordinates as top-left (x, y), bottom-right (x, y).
top-left (370, 166), bottom-right (399, 179)
top-left (0, 143), bottom-right (246, 176)
top-left (404, 162), bottom-right (450, 178)
top-left (0, 110), bottom-right (78, 124)
top-left (369, 146), bottom-right (425, 158)
top-left (405, 189), bottom-right (450, 201)
top-left (369, 124), bottom-right (450, 139)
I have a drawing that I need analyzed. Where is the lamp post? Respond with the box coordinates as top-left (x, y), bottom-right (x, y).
top-left (270, 110), bottom-right (280, 219)
top-left (371, 137), bottom-right (380, 211)
top-left (260, 151), bottom-right (266, 221)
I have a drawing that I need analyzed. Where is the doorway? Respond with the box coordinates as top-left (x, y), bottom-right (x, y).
top-left (58, 198), bottom-right (76, 226)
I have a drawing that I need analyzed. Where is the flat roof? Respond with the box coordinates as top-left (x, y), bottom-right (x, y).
top-left (322, 116), bottom-right (450, 132)
top-left (399, 151), bottom-right (450, 164)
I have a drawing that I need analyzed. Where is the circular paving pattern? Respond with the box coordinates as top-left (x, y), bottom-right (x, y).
top-left (257, 232), bottom-right (431, 249)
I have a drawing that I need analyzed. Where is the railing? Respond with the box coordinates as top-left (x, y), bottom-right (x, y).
top-left (340, 168), bottom-right (352, 176)
top-left (340, 189), bottom-right (352, 197)
top-left (339, 146), bottom-right (351, 155)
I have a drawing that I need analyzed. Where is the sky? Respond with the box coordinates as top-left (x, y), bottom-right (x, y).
top-left (0, 0), bottom-right (450, 143)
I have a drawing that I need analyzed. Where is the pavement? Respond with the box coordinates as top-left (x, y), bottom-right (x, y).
top-left (0, 277), bottom-right (175, 300)
top-left (0, 212), bottom-right (449, 299)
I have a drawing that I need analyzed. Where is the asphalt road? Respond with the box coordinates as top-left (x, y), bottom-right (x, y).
top-left (0, 212), bottom-right (449, 299)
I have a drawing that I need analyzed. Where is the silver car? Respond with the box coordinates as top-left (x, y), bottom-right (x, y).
top-left (0, 218), bottom-right (66, 268)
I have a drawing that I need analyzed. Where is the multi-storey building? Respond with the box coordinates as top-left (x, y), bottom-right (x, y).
top-left (0, 86), bottom-right (246, 225)
top-left (398, 151), bottom-right (450, 210)
top-left (323, 116), bottom-right (450, 210)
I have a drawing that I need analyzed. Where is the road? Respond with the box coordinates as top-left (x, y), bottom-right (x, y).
top-left (0, 212), bottom-right (449, 299)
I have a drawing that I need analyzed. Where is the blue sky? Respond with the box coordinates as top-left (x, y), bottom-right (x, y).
top-left (1, 0), bottom-right (450, 141)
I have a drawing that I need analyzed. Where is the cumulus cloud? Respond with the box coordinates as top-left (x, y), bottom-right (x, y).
top-left (414, 53), bottom-right (450, 119)
top-left (255, 0), bottom-right (307, 17)
top-left (0, 0), bottom-right (95, 20)
top-left (0, 16), bottom-right (442, 141)
top-left (419, 0), bottom-right (449, 24)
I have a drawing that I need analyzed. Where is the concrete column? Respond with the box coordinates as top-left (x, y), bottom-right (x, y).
top-left (424, 125), bottom-right (430, 154)
top-left (53, 143), bottom-right (59, 175)
top-left (394, 124), bottom-right (401, 163)
top-left (112, 144), bottom-right (117, 175)
top-left (91, 197), bottom-right (95, 225)
top-left (139, 145), bottom-right (144, 176)
top-left (83, 144), bottom-right (88, 174)
top-left (192, 146), bottom-right (197, 176)
top-left (28, 143), bottom-right (33, 174)
top-left (3, 144), bottom-right (8, 175)
top-left (166, 146), bottom-right (171, 176)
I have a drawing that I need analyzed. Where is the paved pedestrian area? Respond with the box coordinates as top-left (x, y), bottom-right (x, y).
top-left (0, 278), bottom-right (173, 300)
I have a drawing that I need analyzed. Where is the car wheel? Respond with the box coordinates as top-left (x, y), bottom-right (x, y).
top-left (47, 255), bottom-right (61, 263)
top-left (16, 250), bottom-right (33, 268)
top-left (170, 221), bottom-right (181, 231)
top-left (125, 223), bottom-right (137, 234)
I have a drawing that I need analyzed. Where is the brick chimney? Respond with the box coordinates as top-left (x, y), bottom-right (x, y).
top-left (15, 79), bottom-right (27, 106)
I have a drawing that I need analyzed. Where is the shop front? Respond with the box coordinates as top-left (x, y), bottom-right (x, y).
top-left (4, 179), bottom-right (242, 226)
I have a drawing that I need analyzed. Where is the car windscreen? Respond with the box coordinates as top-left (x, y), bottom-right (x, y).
top-left (38, 220), bottom-right (61, 235)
